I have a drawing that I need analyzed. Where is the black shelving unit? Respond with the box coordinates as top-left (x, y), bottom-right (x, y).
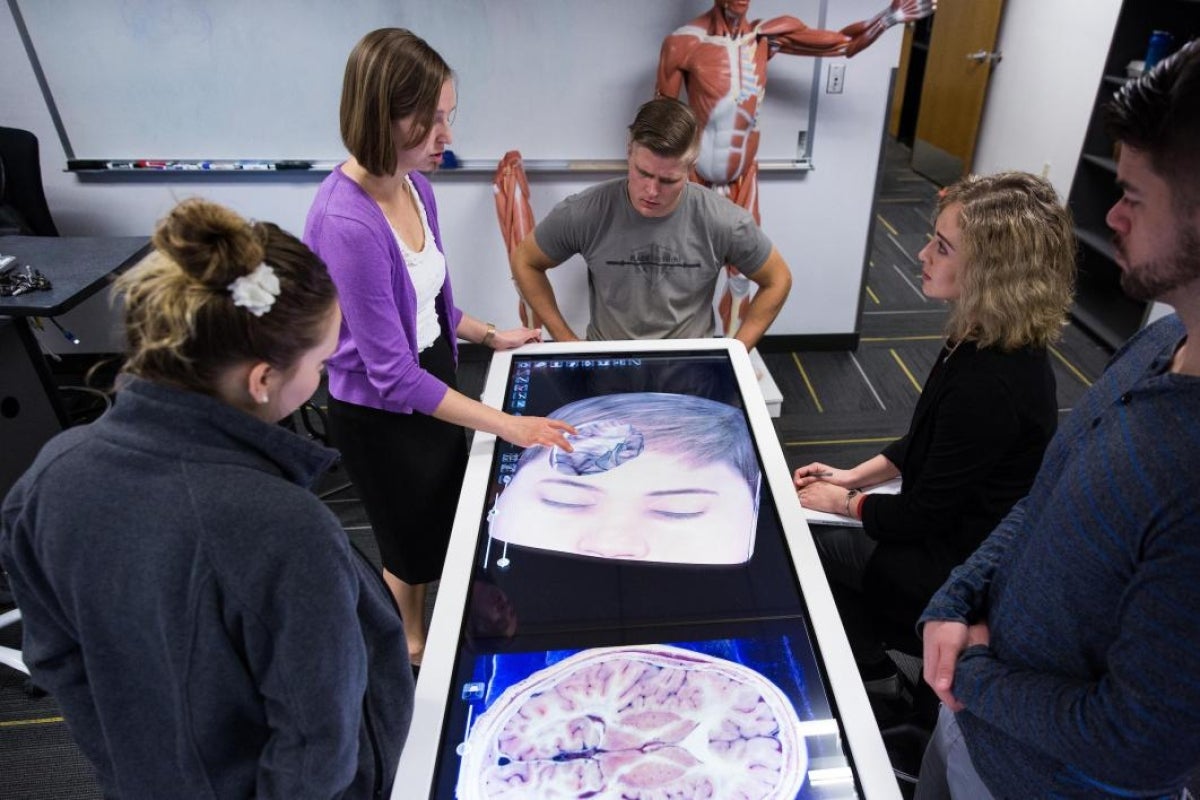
top-left (1067, 1), bottom-right (1200, 350)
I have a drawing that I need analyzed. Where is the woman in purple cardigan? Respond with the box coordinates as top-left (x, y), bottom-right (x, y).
top-left (304, 29), bottom-right (573, 669)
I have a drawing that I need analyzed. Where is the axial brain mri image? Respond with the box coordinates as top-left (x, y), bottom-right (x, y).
top-left (456, 645), bottom-right (806, 799)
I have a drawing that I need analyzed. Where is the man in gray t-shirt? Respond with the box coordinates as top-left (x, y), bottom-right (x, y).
top-left (510, 98), bottom-right (792, 350)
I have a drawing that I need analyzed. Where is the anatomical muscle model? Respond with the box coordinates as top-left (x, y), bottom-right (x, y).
top-left (656, 0), bottom-right (936, 333)
top-left (493, 150), bottom-right (541, 328)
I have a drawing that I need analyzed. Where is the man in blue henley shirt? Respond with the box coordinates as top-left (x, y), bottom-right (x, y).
top-left (916, 39), bottom-right (1200, 799)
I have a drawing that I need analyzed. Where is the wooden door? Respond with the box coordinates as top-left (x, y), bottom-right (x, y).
top-left (911, 0), bottom-right (1006, 186)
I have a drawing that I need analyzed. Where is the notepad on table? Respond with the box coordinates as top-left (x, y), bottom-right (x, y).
top-left (800, 477), bottom-right (902, 528)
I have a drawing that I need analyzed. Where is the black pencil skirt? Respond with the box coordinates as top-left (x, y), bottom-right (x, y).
top-left (327, 336), bottom-right (468, 584)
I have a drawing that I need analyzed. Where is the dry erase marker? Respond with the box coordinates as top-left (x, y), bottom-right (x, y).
top-left (236, 161), bottom-right (273, 170)
top-left (135, 160), bottom-right (170, 168)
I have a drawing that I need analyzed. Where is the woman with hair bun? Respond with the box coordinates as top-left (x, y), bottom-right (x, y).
top-left (0, 198), bottom-right (413, 797)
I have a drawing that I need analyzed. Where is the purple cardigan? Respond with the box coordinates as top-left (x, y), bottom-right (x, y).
top-left (303, 166), bottom-right (463, 415)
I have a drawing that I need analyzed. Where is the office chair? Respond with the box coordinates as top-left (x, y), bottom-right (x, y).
top-left (0, 126), bottom-right (57, 692)
top-left (876, 624), bottom-right (937, 790)
top-left (0, 126), bottom-right (59, 237)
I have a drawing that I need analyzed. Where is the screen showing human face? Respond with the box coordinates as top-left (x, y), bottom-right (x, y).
top-left (490, 442), bottom-right (758, 565)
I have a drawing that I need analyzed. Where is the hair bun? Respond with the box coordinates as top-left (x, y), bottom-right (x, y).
top-left (152, 198), bottom-right (265, 288)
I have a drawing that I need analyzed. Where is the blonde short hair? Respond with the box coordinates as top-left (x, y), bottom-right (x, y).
top-left (939, 172), bottom-right (1076, 350)
top-left (339, 28), bottom-right (452, 177)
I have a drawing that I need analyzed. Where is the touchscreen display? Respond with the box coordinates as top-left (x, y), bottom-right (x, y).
top-left (431, 350), bottom-right (862, 799)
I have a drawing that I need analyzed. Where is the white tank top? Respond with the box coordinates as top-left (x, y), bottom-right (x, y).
top-left (393, 176), bottom-right (447, 352)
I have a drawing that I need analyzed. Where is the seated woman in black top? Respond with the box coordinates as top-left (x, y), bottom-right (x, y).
top-left (794, 171), bottom-right (1076, 703)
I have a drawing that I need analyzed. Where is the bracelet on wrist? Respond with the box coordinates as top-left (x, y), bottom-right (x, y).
top-left (481, 322), bottom-right (496, 347)
top-left (844, 488), bottom-right (861, 518)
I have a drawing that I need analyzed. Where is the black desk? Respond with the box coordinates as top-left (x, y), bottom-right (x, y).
top-left (0, 236), bottom-right (151, 498)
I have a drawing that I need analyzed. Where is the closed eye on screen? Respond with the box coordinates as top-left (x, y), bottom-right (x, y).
top-left (647, 496), bottom-right (712, 519)
top-left (537, 484), bottom-right (598, 509)
top-left (649, 509), bottom-right (707, 520)
top-left (539, 497), bottom-right (596, 510)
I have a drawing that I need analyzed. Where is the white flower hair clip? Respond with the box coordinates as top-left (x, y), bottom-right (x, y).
top-left (227, 263), bottom-right (280, 317)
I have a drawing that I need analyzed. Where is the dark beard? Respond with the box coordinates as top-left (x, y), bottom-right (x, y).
top-left (1119, 220), bottom-right (1200, 301)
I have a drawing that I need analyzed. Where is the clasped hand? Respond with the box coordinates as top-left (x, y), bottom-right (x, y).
top-left (793, 462), bottom-right (854, 514)
top-left (922, 619), bottom-right (990, 711)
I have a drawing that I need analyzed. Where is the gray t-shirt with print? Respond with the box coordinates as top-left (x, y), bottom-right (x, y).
top-left (532, 178), bottom-right (774, 340)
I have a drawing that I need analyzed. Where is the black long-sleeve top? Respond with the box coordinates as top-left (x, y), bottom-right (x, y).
top-left (860, 340), bottom-right (1057, 623)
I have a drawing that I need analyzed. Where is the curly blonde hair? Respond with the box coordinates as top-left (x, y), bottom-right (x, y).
top-left (114, 198), bottom-right (337, 395)
top-left (939, 172), bottom-right (1076, 350)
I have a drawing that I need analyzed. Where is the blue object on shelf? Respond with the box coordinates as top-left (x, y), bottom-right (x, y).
top-left (1145, 30), bottom-right (1174, 70)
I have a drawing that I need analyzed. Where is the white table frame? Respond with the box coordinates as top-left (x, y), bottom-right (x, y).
top-left (393, 339), bottom-right (899, 799)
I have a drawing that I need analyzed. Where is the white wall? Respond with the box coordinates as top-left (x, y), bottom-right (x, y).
top-left (760, 22), bottom-right (899, 340)
top-left (972, 0), bottom-right (1183, 335)
top-left (3, 1), bottom-right (899, 354)
top-left (971, 0), bottom-right (1123, 200)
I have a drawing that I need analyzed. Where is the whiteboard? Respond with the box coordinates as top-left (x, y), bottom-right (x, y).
top-left (17, 0), bottom-right (824, 163)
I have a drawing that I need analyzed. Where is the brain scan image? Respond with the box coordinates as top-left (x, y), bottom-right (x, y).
top-left (455, 644), bottom-right (810, 799)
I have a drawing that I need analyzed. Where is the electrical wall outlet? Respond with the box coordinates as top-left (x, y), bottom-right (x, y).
top-left (827, 64), bottom-right (845, 94)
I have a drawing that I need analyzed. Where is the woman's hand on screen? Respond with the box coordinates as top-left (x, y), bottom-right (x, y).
top-left (501, 415), bottom-right (576, 450)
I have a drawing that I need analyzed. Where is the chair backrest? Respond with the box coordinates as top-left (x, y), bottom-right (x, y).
top-left (0, 127), bottom-right (58, 237)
